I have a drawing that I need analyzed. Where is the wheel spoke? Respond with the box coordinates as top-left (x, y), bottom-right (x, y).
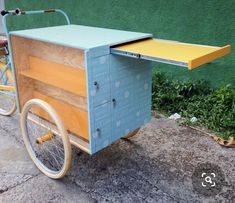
top-left (21, 99), bottom-right (71, 179)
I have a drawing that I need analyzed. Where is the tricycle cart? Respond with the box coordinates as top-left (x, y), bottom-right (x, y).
top-left (2, 9), bottom-right (231, 179)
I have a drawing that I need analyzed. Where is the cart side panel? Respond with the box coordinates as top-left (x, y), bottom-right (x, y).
top-left (87, 50), bottom-right (152, 154)
top-left (85, 51), bottom-right (97, 153)
top-left (10, 35), bottom-right (90, 141)
top-left (10, 36), bottom-right (34, 110)
top-left (85, 48), bottom-right (112, 154)
top-left (12, 36), bottom-right (86, 69)
top-left (33, 91), bottom-right (89, 139)
top-left (110, 56), bottom-right (152, 143)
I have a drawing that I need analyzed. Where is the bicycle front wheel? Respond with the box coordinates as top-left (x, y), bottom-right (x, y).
top-left (21, 99), bottom-right (72, 179)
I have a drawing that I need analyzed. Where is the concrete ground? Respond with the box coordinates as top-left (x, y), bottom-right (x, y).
top-left (0, 114), bottom-right (234, 203)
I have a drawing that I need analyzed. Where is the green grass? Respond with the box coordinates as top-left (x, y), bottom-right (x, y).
top-left (152, 71), bottom-right (235, 140)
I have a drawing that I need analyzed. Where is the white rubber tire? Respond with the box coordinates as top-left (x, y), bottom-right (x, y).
top-left (0, 95), bottom-right (16, 116)
top-left (21, 99), bottom-right (72, 179)
top-left (122, 128), bottom-right (140, 139)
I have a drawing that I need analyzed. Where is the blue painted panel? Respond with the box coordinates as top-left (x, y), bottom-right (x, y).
top-left (91, 55), bottom-right (110, 76)
top-left (93, 102), bottom-right (112, 152)
top-left (113, 86), bottom-right (134, 108)
top-left (91, 75), bottom-right (110, 107)
top-left (85, 51), bottom-right (95, 154)
top-left (111, 104), bottom-right (136, 142)
top-left (110, 55), bottom-right (136, 69)
top-left (88, 51), bottom-right (152, 154)
top-left (90, 55), bottom-right (111, 107)
top-left (110, 55), bottom-right (152, 143)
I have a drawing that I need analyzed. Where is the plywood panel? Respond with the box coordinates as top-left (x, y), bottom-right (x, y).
top-left (30, 38), bottom-right (85, 69)
top-left (10, 35), bottom-right (87, 111)
top-left (10, 35), bottom-right (33, 110)
top-left (28, 112), bottom-right (90, 153)
top-left (20, 56), bottom-right (87, 97)
top-left (13, 36), bottom-right (85, 69)
top-left (34, 81), bottom-right (87, 111)
top-left (33, 91), bottom-right (89, 140)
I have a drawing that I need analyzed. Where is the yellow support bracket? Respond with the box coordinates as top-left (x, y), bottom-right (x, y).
top-left (36, 131), bottom-right (54, 144)
top-left (0, 85), bottom-right (14, 92)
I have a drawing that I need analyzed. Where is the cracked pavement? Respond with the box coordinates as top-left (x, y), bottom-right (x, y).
top-left (0, 114), bottom-right (234, 203)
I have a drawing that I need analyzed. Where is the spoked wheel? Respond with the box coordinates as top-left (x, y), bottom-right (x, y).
top-left (122, 128), bottom-right (140, 139)
top-left (0, 67), bottom-right (16, 116)
top-left (0, 93), bottom-right (16, 116)
top-left (21, 99), bottom-right (72, 179)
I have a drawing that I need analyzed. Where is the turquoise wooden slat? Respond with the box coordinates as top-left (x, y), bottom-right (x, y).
top-left (93, 102), bottom-right (112, 152)
top-left (110, 55), bottom-right (136, 69)
top-left (110, 56), bottom-right (152, 149)
top-left (85, 51), bottom-right (95, 154)
top-left (91, 55), bottom-right (111, 107)
top-left (88, 53), bottom-right (152, 154)
top-left (91, 55), bottom-right (110, 76)
top-left (91, 77), bottom-right (110, 107)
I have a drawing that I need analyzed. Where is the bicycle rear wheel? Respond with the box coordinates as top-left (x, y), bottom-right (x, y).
top-left (0, 64), bottom-right (16, 116)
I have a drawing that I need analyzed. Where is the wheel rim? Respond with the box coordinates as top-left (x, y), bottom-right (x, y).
top-left (0, 93), bottom-right (16, 115)
top-left (21, 99), bottom-right (71, 179)
top-left (0, 69), bottom-right (16, 116)
top-left (123, 128), bottom-right (140, 139)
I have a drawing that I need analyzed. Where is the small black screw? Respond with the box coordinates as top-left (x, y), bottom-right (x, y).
top-left (94, 81), bottom-right (99, 90)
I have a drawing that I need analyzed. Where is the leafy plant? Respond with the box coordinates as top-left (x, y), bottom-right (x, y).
top-left (152, 72), bottom-right (235, 139)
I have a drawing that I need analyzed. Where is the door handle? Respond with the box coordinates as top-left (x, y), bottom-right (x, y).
top-left (94, 81), bottom-right (99, 90)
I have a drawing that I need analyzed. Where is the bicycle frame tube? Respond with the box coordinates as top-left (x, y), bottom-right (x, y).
top-left (0, 90), bottom-right (14, 96)
top-left (0, 61), bottom-right (10, 82)
top-left (0, 61), bottom-right (14, 95)
top-left (0, 66), bottom-right (7, 80)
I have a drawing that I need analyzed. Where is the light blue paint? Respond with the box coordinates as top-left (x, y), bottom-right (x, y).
top-left (90, 55), bottom-right (111, 107)
top-left (85, 51), bottom-right (96, 154)
top-left (93, 102), bottom-right (112, 152)
top-left (10, 24), bottom-right (152, 50)
top-left (90, 53), bottom-right (152, 154)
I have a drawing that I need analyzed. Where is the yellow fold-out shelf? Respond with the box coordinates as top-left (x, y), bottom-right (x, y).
top-left (111, 39), bottom-right (231, 70)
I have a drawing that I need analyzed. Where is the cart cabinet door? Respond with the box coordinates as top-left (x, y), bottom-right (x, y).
top-left (110, 55), bottom-right (152, 143)
top-left (91, 55), bottom-right (110, 107)
top-left (93, 102), bottom-right (112, 152)
top-left (111, 39), bottom-right (231, 70)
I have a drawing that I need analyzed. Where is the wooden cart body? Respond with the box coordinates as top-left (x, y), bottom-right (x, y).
top-left (10, 25), bottom-right (153, 154)
top-left (9, 24), bottom-right (231, 155)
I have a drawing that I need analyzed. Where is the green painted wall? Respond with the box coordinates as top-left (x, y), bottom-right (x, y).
top-left (5, 0), bottom-right (235, 87)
